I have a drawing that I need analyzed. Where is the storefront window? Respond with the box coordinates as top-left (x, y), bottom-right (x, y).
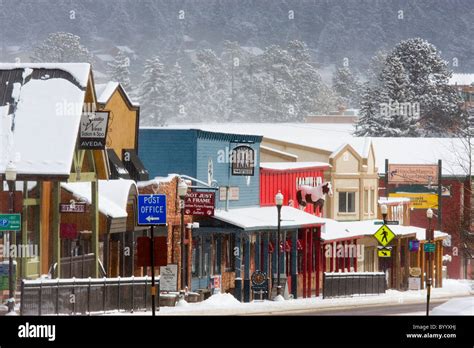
top-left (192, 236), bottom-right (200, 277)
top-left (339, 192), bottom-right (356, 213)
top-left (223, 234), bottom-right (235, 271)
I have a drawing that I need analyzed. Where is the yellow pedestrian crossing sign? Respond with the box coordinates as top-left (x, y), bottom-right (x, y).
top-left (373, 224), bottom-right (395, 246)
top-left (378, 248), bottom-right (392, 257)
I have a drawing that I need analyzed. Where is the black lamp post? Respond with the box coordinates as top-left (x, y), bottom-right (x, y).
top-left (5, 161), bottom-right (17, 313)
top-left (178, 179), bottom-right (188, 295)
top-left (426, 208), bottom-right (434, 316)
top-left (275, 190), bottom-right (283, 298)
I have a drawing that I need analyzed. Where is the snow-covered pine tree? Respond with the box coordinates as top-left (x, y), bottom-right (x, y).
top-left (356, 38), bottom-right (463, 137)
top-left (108, 50), bottom-right (131, 90)
top-left (138, 56), bottom-right (171, 126)
top-left (380, 55), bottom-right (418, 136)
top-left (333, 66), bottom-right (362, 109)
top-left (389, 38), bottom-right (462, 136)
top-left (167, 62), bottom-right (189, 122)
top-left (31, 32), bottom-right (93, 63)
top-left (188, 49), bottom-right (231, 122)
top-left (355, 83), bottom-right (388, 136)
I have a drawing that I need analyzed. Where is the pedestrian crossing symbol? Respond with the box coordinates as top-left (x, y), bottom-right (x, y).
top-left (373, 225), bottom-right (395, 246)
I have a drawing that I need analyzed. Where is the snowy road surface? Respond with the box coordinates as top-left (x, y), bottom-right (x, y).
top-left (101, 279), bottom-right (473, 316)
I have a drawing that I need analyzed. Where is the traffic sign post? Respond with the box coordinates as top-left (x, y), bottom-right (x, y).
top-left (137, 194), bottom-right (167, 316)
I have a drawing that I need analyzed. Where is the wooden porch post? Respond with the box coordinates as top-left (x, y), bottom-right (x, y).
top-left (291, 230), bottom-right (298, 298)
top-left (307, 228), bottom-right (313, 297)
top-left (420, 243), bottom-right (425, 290)
top-left (354, 239), bottom-right (358, 272)
top-left (302, 229), bottom-right (307, 298)
top-left (315, 227), bottom-right (321, 297)
top-left (91, 180), bottom-right (99, 277)
top-left (395, 237), bottom-right (401, 290)
top-left (52, 181), bottom-right (61, 278)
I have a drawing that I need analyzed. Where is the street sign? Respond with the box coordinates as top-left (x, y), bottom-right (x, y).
top-left (388, 164), bottom-right (438, 185)
top-left (137, 194), bottom-right (167, 225)
top-left (409, 240), bottom-right (420, 252)
top-left (79, 111), bottom-right (110, 149)
top-left (60, 202), bottom-right (87, 213)
top-left (374, 220), bottom-right (399, 225)
top-left (251, 270), bottom-right (268, 291)
top-left (378, 248), bottom-right (392, 257)
top-left (424, 243), bottom-right (436, 253)
top-left (373, 224), bottom-right (395, 247)
top-left (184, 191), bottom-right (215, 216)
top-left (0, 214), bottom-right (21, 232)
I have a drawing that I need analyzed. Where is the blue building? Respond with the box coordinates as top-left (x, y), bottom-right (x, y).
top-left (139, 128), bottom-right (262, 209)
top-left (138, 128), bottom-right (323, 302)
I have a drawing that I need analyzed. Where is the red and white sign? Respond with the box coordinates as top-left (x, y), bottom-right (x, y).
top-left (184, 191), bottom-right (215, 216)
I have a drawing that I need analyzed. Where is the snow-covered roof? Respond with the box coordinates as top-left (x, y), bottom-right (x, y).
top-left (0, 63), bottom-right (90, 87)
top-left (116, 46), bottom-right (135, 54)
top-left (61, 179), bottom-right (137, 218)
top-left (378, 197), bottom-right (411, 204)
top-left (370, 137), bottom-right (469, 177)
top-left (212, 206), bottom-right (325, 231)
top-left (158, 123), bottom-right (470, 177)
top-left (448, 73), bottom-right (474, 86)
top-left (260, 145), bottom-right (298, 160)
top-left (0, 64), bottom-right (90, 176)
top-left (260, 162), bottom-right (330, 171)
top-left (323, 219), bottom-right (448, 242)
top-left (95, 81), bottom-right (139, 107)
top-left (137, 174), bottom-right (179, 188)
top-left (241, 46), bottom-right (264, 56)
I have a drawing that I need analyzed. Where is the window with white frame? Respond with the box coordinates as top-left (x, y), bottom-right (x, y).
top-left (338, 191), bottom-right (356, 213)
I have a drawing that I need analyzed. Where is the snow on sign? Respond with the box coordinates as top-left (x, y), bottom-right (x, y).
top-left (184, 191), bottom-right (215, 216)
top-left (137, 194), bottom-right (167, 225)
top-left (79, 111), bottom-right (110, 149)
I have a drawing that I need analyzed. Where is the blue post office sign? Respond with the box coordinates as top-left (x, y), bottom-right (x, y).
top-left (137, 194), bottom-right (167, 225)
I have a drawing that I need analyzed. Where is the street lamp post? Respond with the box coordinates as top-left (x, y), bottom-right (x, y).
top-left (426, 208), bottom-right (434, 316)
top-left (275, 191), bottom-right (283, 298)
top-left (178, 179), bottom-right (188, 296)
top-left (380, 204), bottom-right (388, 276)
top-left (5, 162), bottom-right (17, 313)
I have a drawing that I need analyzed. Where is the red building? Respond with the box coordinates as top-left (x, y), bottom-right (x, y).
top-left (260, 162), bottom-right (330, 216)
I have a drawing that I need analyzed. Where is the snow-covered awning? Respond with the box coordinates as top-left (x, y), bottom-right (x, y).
top-left (0, 63), bottom-right (90, 177)
top-left (322, 219), bottom-right (448, 242)
top-left (61, 179), bottom-right (137, 219)
top-left (212, 206), bottom-right (325, 232)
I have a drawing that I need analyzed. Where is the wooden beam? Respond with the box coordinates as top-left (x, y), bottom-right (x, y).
top-left (66, 172), bottom-right (97, 183)
top-left (23, 198), bottom-right (40, 206)
top-left (40, 182), bottom-right (51, 275)
top-left (52, 181), bottom-right (61, 278)
top-left (21, 181), bottom-right (28, 278)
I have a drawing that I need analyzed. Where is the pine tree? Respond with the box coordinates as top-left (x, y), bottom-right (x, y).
top-left (108, 51), bottom-right (131, 90)
top-left (31, 32), bottom-right (92, 63)
top-left (356, 38), bottom-right (463, 137)
top-left (167, 62), bottom-right (189, 122)
top-left (138, 56), bottom-right (170, 126)
top-left (355, 83), bottom-right (387, 136)
top-left (333, 66), bottom-right (362, 109)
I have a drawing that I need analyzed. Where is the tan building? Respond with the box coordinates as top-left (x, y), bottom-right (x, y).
top-left (261, 138), bottom-right (378, 222)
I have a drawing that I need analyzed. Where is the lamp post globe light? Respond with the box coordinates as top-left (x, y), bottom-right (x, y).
top-left (178, 179), bottom-right (188, 298)
top-left (380, 204), bottom-right (388, 224)
top-left (5, 161), bottom-right (17, 314)
top-left (426, 208), bottom-right (433, 316)
top-left (275, 190), bottom-right (284, 300)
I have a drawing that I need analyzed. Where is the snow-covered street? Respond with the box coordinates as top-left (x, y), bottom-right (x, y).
top-left (101, 279), bottom-right (473, 316)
